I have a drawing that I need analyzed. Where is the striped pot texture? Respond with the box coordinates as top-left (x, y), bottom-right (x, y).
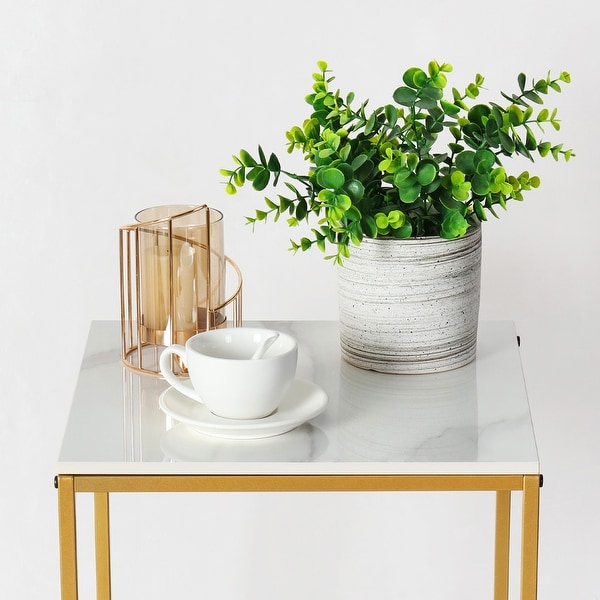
top-left (337, 226), bottom-right (482, 374)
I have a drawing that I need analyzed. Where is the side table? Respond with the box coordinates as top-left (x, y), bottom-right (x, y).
top-left (56, 320), bottom-right (541, 599)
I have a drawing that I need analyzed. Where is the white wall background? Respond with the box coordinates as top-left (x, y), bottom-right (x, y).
top-left (1, 1), bottom-right (598, 598)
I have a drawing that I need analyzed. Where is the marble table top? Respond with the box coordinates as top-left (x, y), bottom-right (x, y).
top-left (57, 320), bottom-right (539, 475)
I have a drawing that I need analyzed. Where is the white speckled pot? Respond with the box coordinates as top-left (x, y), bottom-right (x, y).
top-left (337, 226), bottom-right (482, 374)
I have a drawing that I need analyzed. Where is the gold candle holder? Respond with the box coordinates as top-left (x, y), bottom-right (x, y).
top-left (119, 204), bottom-right (242, 376)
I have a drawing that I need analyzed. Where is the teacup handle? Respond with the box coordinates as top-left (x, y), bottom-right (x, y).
top-left (159, 345), bottom-right (203, 403)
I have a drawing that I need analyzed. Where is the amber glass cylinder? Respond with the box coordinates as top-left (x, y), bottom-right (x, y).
top-left (120, 204), bottom-right (242, 376)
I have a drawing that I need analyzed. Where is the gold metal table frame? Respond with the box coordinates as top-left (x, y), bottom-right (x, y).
top-left (56, 473), bottom-right (541, 600)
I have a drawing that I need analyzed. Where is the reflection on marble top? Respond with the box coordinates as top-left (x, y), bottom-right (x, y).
top-left (57, 321), bottom-right (539, 475)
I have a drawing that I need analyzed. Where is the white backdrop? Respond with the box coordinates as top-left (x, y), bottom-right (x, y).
top-left (1, 1), bottom-right (598, 598)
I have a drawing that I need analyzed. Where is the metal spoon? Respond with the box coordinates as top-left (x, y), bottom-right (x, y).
top-left (251, 332), bottom-right (280, 360)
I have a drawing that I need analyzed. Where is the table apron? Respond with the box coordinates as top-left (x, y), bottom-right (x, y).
top-left (68, 473), bottom-right (533, 493)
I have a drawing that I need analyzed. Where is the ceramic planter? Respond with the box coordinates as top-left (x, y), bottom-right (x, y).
top-left (337, 226), bottom-right (482, 374)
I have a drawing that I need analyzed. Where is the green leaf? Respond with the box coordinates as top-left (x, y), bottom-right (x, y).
top-left (300, 237), bottom-right (312, 251)
top-left (336, 162), bottom-right (353, 181)
top-left (455, 151), bottom-right (476, 175)
top-left (466, 83), bottom-right (480, 99)
top-left (316, 167), bottom-right (345, 189)
top-left (474, 149), bottom-right (496, 172)
top-left (535, 79), bottom-right (549, 94)
top-left (416, 85), bottom-right (443, 109)
top-left (267, 153), bottom-right (281, 172)
top-left (278, 196), bottom-right (292, 212)
top-left (385, 104), bottom-right (398, 125)
top-left (251, 168), bottom-right (270, 191)
top-left (538, 141), bottom-right (551, 157)
top-left (398, 177), bottom-right (421, 203)
top-left (467, 104), bottom-right (491, 127)
top-left (393, 86), bottom-right (418, 106)
top-left (440, 99), bottom-right (461, 115)
top-left (390, 220), bottom-right (405, 230)
top-left (451, 170), bottom-right (466, 185)
top-left (551, 144), bottom-right (563, 160)
top-left (362, 215), bottom-right (377, 238)
top-left (295, 199), bottom-right (308, 221)
top-left (407, 153), bottom-right (419, 171)
top-left (393, 167), bottom-right (412, 187)
top-left (524, 90), bottom-right (543, 104)
top-left (346, 206), bottom-right (362, 222)
top-left (471, 173), bottom-right (490, 195)
top-left (402, 67), bottom-right (428, 89)
top-left (432, 73), bottom-right (447, 89)
top-left (517, 73), bottom-right (527, 92)
top-left (335, 194), bottom-right (352, 211)
top-left (515, 139), bottom-right (532, 159)
top-left (498, 130), bottom-right (516, 153)
top-left (491, 105), bottom-right (505, 128)
top-left (428, 60), bottom-right (440, 78)
top-left (508, 105), bottom-right (524, 126)
top-left (375, 213), bottom-right (389, 229)
top-left (351, 155), bottom-right (368, 171)
top-left (318, 188), bottom-right (336, 204)
top-left (416, 160), bottom-right (438, 185)
top-left (452, 182), bottom-right (471, 201)
top-left (441, 211), bottom-right (469, 238)
top-left (484, 123), bottom-right (502, 150)
top-left (473, 199), bottom-right (487, 221)
top-left (524, 126), bottom-right (537, 151)
top-left (388, 210), bottom-right (405, 226)
top-left (258, 145), bottom-right (267, 166)
top-left (391, 223), bottom-right (413, 238)
top-left (328, 205), bottom-right (345, 221)
top-left (318, 148), bottom-right (335, 159)
top-left (239, 149), bottom-right (257, 167)
top-left (364, 113), bottom-right (377, 135)
top-left (344, 179), bottom-right (365, 202)
top-left (233, 170), bottom-right (245, 186)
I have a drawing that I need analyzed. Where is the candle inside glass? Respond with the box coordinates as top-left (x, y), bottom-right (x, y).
top-left (135, 205), bottom-right (226, 345)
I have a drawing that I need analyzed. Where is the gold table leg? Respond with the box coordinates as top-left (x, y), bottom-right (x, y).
top-left (57, 475), bottom-right (78, 600)
top-left (94, 492), bottom-right (112, 600)
top-left (494, 490), bottom-right (511, 600)
top-left (521, 475), bottom-right (541, 600)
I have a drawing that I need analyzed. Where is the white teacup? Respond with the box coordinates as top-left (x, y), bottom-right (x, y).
top-left (159, 328), bottom-right (298, 419)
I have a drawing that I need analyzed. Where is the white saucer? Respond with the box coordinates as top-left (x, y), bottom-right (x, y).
top-left (159, 378), bottom-right (328, 440)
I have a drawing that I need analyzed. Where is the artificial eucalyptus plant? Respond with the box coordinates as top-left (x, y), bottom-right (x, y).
top-left (222, 60), bottom-right (572, 264)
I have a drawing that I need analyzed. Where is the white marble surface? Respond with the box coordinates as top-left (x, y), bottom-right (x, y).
top-left (57, 320), bottom-right (539, 475)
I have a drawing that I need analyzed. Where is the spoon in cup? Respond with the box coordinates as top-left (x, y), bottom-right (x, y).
top-left (251, 332), bottom-right (280, 360)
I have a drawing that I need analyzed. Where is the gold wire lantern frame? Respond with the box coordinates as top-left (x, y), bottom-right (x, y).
top-left (119, 204), bottom-right (242, 377)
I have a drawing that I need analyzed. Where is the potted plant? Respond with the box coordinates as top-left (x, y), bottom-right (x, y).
top-left (221, 60), bottom-right (572, 373)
